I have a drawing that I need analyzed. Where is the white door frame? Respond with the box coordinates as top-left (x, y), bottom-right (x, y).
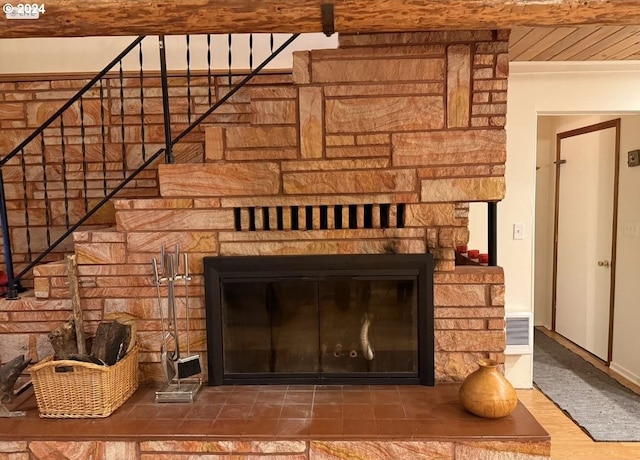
top-left (551, 118), bottom-right (621, 364)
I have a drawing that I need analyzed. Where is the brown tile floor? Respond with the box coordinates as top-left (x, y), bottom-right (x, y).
top-left (1, 383), bottom-right (549, 441)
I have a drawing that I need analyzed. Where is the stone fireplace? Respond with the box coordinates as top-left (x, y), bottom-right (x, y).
top-left (0, 25), bottom-right (555, 460)
top-left (26, 29), bottom-right (508, 385)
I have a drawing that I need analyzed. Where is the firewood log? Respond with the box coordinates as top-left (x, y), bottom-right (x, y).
top-left (0, 355), bottom-right (31, 404)
top-left (67, 353), bottom-right (105, 365)
top-left (104, 312), bottom-right (138, 354)
top-left (66, 254), bottom-right (87, 355)
top-left (48, 320), bottom-right (77, 360)
top-left (90, 321), bottom-right (131, 366)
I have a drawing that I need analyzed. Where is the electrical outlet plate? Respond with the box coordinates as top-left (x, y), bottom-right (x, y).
top-left (628, 150), bottom-right (640, 167)
top-left (623, 221), bottom-right (639, 237)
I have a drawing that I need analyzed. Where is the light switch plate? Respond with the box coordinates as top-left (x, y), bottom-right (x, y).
top-left (513, 223), bottom-right (525, 240)
top-left (629, 150), bottom-right (640, 167)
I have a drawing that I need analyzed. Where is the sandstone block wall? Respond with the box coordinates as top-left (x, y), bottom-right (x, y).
top-left (0, 73), bottom-right (293, 281)
top-left (1, 30), bottom-right (509, 383)
top-left (0, 439), bottom-right (550, 459)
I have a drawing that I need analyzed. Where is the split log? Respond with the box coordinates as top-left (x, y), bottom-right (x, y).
top-left (104, 312), bottom-right (139, 354)
top-left (48, 320), bottom-right (77, 360)
top-left (66, 254), bottom-right (87, 355)
top-left (90, 321), bottom-right (131, 366)
top-left (3, 0), bottom-right (640, 38)
top-left (0, 355), bottom-right (31, 404)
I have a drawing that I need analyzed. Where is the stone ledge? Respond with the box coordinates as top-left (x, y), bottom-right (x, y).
top-left (220, 194), bottom-right (419, 207)
top-left (113, 198), bottom-right (196, 210)
top-left (32, 260), bottom-right (66, 277)
top-left (219, 228), bottom-right (425, 242)
top-left (0, 295), bottom-right (72, 312)
top-left (0, 385), bottom-right (550, 460)
top-left (435, 266), bottom-right (504, 284)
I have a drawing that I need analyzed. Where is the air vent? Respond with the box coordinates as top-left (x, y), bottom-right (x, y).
top-left (232, 203), bottom-right (405, 231)
top-left (505, 312), bottom-right (533, 355)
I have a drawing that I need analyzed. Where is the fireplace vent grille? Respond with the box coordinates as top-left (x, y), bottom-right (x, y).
top-left (233, 203), bottom-right (405, 231)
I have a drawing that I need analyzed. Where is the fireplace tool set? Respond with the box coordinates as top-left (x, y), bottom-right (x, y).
top-left (152, 245), bottom-right (202, 403)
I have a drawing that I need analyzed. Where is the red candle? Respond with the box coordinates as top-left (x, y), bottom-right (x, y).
top-left (467, 249), bottom-right (480, 259)
top-left (456, 245), bottom-right (468, 253)
top-left (478, 253), bottom-right (489, 264)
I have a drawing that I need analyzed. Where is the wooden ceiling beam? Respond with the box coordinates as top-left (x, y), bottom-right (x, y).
top-left (3, 0), bottom-right (640, 39)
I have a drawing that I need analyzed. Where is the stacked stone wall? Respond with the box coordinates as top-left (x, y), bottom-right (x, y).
top-left (1, 30), bottom-right (509, 383)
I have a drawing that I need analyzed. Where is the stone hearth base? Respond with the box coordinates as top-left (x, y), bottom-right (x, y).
top-left (0, 384), bottom-right (549, 459)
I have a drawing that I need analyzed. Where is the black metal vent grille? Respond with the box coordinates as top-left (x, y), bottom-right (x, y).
top-left (233, 203), bottom-right (405, 231)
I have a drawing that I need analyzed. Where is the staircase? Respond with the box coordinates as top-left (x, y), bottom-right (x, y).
top-left (0, 33), bottom-right (300, 299)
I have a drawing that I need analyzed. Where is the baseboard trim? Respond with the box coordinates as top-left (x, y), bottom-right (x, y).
top-left (610, 362), bottom-right (640, 389)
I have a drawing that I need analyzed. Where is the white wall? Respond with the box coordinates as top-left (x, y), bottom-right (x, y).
top-left (610, 116), bottom-right (640, 385)
top-left (535, 114), bottom-right (640, 384)
top-left (0, 34), bottom-right (337, 74)
top-left (467, 203), bottom-right (488, 254)
top-left (503, 61), bottom-right (640, 388)
top-left (533, 116), bottom-right (555, 328)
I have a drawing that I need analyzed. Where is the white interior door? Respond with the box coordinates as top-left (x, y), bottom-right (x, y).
top-left (555, 126), bottom-right (616, 361)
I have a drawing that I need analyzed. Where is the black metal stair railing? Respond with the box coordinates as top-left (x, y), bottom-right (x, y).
top-left (0, 33), bottom-right (300, 299)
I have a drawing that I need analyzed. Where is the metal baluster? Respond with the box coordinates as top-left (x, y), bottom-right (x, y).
top-left (0, 36), bottom-right (148, 293)
top-left (270, 33), bottom-right (274, 53)
top-left (249, 33), bottom-right (254, 70)
top-left (159, 36), bottom-right (173, 164)
top-left (228, 34), bottom-right (232, 86)
top-left (19, 148), bottom-right (31, 262)
top-left (119, 60), bottom-right (127, 178)
top-left (170, 33), bottom-right (300, 148)
top-left (79, 97), bottom-right (88, 213)
top-left (40, 132), bottom-right (51, 247)
top-left (99, 78), bottom-right (108, 196)
top-left (0, 167), bottom-right (17, 298)
top-left (206, 34), bottom-right (212, 106)
top-left (488, 202), bottom-right (498, 266)
top-left (186, 35), bottom-right (192, 123)
top-left (60, 117), bottom-right (70, 229)
top-left (139, 41), bottom-right (147, 162)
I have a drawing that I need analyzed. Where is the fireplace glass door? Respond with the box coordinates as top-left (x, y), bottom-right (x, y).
top-left (205, 254), bottom-right (434, 385)
top-left (222, 279), bottom-right (320, 374)
top-left (221, 277), bottom-right (417, 378)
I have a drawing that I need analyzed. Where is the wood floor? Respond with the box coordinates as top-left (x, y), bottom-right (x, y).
top-left (519, 328), bottom-right (640, 460)
top-left (518, 390), bottom-right (640, 460)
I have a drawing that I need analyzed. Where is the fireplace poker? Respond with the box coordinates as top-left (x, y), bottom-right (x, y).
top-left (152, 256), bottom-right (176, 384)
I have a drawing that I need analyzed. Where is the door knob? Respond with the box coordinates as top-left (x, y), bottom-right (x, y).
top-left (597, 260), bottom-right (610, 267)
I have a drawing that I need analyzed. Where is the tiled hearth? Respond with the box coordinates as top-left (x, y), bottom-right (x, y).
top-left (1, 384), bottom-right (550, 459)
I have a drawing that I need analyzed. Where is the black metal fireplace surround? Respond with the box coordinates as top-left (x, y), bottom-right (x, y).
top-left (204, 254), bottom-right (434, 386)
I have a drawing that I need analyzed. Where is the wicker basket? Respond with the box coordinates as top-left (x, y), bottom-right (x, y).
top-left (29, 344), bottom-right (139, 418)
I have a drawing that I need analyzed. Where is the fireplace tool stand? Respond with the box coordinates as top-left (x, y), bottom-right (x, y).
top-left (152, 245), bottom-right (202, 403)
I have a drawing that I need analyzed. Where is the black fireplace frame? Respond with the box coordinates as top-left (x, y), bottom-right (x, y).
top-left (204, 253), bottom-right (434, 386)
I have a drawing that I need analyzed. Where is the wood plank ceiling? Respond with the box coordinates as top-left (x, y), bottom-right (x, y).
top-left (510, 26), bottom-right (640, 61)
